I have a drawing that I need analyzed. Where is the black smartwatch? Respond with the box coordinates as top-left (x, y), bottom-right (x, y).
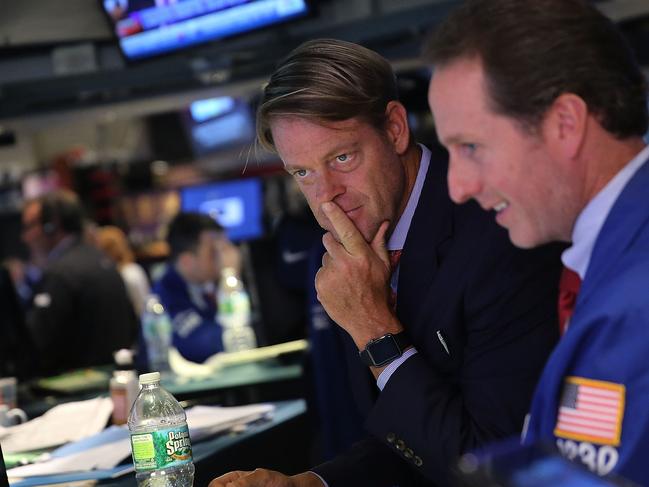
top-left (359, 332), bottom-right (411, 367)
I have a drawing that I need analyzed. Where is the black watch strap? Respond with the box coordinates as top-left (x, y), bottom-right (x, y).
top-left (359, 331), bottom-right (411, 367)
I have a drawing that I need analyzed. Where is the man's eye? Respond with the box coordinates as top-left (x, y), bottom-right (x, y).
top-left (460, 143), bottom-right (477, 155)
top-left (293, 169), bottom-right (308, 178)
top-left (336, 154), bottom-right (349, 163)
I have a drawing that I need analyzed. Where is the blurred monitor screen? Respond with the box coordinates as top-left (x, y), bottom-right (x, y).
top-left (102, 0), bottom-right (310, 61)
top-left (185, 96), bottom-right (255, 156)
top-left (180, 178), bottom-right (263, 241)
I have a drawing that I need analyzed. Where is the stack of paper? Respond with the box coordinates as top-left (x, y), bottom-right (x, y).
top-left (186, 403), bottom-right (275, 441)
top-left (0, 424), bottom-right (10, 441)
top-left (1, 397), bottom-right (113, 453)
top-left (6, 426), bottom-right (132, 479)
top-left (5, 402), bottom-right (276, 480)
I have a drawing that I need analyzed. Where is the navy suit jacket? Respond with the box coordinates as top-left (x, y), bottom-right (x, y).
top-left (314, 146), bottom-right (564, 486)
top-left (27, 240), bottom-right (137, 374)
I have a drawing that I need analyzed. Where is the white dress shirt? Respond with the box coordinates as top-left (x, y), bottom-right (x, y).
top-left (562, 144), bottom-right (649, 278)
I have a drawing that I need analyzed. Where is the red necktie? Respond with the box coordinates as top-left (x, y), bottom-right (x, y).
top-left (388, 249), bottom-right (403, 273)
top-left (388, 249), bottom-right (403, 311)
top-left (558, 266), bottom-right (581, 336)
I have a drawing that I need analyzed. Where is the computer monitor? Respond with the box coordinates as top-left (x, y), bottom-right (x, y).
top-left (185, 96), bottom-right (255, 156)
top-left (101, 0), bottom-right (311, 61)
top-left (180, 178), bottom-right (264, 242)
top-left (146, 97), bottom-right (255, 161)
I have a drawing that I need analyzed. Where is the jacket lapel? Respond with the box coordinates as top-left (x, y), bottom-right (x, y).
top-left (397, 146), bottom-right (454, 327)
top-left (578, 157), bottom-right (649, 307)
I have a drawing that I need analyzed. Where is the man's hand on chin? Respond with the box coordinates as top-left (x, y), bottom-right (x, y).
top-left (208, 469), bottom-right (323, 487)
top-left (315, 201), bottom-right (403, 350)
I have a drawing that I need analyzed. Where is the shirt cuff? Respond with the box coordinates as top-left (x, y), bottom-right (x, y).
top-left (309, 471), bottom-right (328, 487)
top-left (376, 347), bottom-right (418, 391)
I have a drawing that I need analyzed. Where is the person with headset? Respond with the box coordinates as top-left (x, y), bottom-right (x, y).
top-left (21, 190), bottom-right (138, 374)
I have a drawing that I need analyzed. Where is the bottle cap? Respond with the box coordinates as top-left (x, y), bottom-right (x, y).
top-left (114, 349), bottom-right (134, 367)
top-left (139, 372), bottom-right (161, 384)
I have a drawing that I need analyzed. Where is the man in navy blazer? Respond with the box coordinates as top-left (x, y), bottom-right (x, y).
top-left (427, 0), bottom-right (649, 484)
top-left (209, 39), bottom-right (563, 487)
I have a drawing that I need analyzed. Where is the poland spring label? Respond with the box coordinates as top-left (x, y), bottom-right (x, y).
top-left (130, 425), bottom-right (193, 471)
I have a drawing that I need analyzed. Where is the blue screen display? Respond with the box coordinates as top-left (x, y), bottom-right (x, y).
top-left (103, 0), bottom-right (310, 61)
top-left (188, 102), bottom-right (255, 154)
top-left (180, 178), bottom-right (264, 241)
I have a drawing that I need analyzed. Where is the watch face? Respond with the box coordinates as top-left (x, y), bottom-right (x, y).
top-left (368, 335), bottom-right (400, 366)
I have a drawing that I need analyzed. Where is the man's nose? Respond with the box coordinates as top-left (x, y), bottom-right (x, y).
top-left (447, 157), bottom-right (482, 204)
top-left (315, 172), bottom-right (344, 203)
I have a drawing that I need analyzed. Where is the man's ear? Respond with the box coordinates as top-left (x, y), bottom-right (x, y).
top-left (175, 252), bottom-right (194, 277)
top-left (543, 93), bottom-right (588, 161)
top-left (384, 101), bottom-right (411, 155)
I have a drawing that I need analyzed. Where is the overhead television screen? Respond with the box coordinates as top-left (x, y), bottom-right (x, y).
top-left (102, 0), bottom-right (310, 61)
top-left (180, 178), bottom-right (264, 241)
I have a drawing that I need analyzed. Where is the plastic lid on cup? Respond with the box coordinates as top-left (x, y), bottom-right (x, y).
top-left (139, 372), bottom-right (161, 384)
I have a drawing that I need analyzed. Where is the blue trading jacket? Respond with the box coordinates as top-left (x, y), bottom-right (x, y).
top-left (153, 265), bottom-right (223, 363)
top-left (524, 157), bottom-right (649, 485)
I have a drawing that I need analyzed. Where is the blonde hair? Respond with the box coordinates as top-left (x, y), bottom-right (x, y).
top-left (96, 226), bottom-right (135, 267)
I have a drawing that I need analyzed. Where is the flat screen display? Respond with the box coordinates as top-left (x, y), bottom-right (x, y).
top-left (180, 178), bottom-right (264, 241)
top-left (185, 96), bottom-right (255, 156)
top-left (102, 0), bottom-right (310, 61)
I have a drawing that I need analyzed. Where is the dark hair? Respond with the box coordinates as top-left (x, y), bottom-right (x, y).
top-left (256, 38), bottom-right (399, 152)
top-left (38, 190), bottom-right (84, 236)
top-left (166, 212), bottom-right (223, 262)
top-left (423, 0), bottom-right (648, 138)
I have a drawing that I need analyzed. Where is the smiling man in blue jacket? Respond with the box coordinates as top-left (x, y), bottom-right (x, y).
top-left (426, 0), bottom-right (649, 484)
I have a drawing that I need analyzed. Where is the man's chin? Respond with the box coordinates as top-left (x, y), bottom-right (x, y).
top-left (508, 228), bottom-right (544, 249)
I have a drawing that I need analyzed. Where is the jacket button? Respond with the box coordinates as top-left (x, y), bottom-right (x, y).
top-left (414, 456), bottom-right (423, 467)
top-left (386, 433), bottom-right (396, 444)
top-left (404, 448), bottom-right (414, 459)
top-left (395, 440), bottom-right (405, 451)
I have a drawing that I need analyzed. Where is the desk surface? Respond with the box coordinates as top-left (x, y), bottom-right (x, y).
top-left (165, 361), bottom-right (302, 396)
top-left (8, 399), bottom-right (308, 487)
top-left (21, 358), bottom-right (304, 418)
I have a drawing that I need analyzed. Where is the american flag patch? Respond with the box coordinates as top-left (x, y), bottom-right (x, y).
top-left (554, 376), bottom-right (625, 446)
